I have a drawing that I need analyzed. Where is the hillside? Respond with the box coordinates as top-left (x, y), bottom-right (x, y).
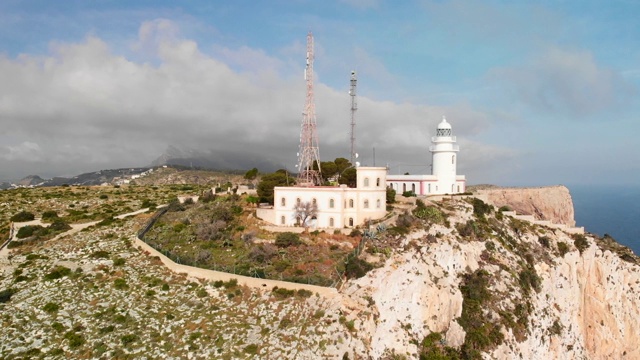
top-left (1, 185), bottom-right (639, 359)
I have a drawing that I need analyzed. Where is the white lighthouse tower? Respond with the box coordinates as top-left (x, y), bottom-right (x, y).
top-left (430, 116), bottom-right (460, 194)
top-left (386, 116), bottom-right (466, 195)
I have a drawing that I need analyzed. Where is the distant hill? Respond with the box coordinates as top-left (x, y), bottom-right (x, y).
top-left (150, 145), bottom-right (284, 173)
top-left (14, 168), bottom-right (151, 187)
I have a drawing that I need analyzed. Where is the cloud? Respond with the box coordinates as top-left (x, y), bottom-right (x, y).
top-left (492, 47), bottom-right (635, 117)
top-left (0, 19), bottom-right (503, 181)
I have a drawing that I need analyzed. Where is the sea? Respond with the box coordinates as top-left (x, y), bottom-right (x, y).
top-left (569, 184), bottom-right (640, 256)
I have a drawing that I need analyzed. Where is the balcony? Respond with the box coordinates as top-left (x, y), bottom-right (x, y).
top-left (431, 136), bottom-right (456, 142)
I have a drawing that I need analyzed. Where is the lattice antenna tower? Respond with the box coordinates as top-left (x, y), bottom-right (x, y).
top-left (349, 71), bottom-right (357, 165)
top-left (296, 32), bottom-right (322, 186)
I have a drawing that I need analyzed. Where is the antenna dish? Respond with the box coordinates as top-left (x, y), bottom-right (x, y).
top-left (355, 153), bottom-right (359, 159)
top-left (355, 161), bottom-right (361, 167)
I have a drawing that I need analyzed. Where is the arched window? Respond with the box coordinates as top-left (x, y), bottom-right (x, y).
top-left (329, 199), bottom-right (335, 208)
top-left (376, 178), bottom-right (380, 186)
top-left (281, 216), bottom-right (285, 225)
top-left (296, 197), bottom-right (301, 205)
top-left (403, 183), bottom-right (406, 192)
top-left (364, 199), bottom-right (369, 208)
top-left (349, 199), bottom-right (354, 208)
top-left (349, 217), bottom-right (354, 227)
top-left (329, 217), bottom-right (334, 227)
top-left (411, 184), bottom-right (416, 193)
top-left (457, 185), bottom-right (460, 193)
top-left (281, 197), bottom-right (286, 207)
top-left (376, 199), bottom-right (381, 208)
top-left (452, 155), bottom-right (455, 164)
top-left (312, 198), bottom-right (317, 205)
top-left (364, 178), bottom-right (370, 187)
top-left (428, 184), bottom-right (431, 193)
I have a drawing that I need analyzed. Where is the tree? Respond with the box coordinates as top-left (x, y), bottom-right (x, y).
top-left (293, 201), bottom-right (318, 228)
top-left (256, 170), bottom-right (295, 204)
top-left (320, 161), bottom-right (338, 182)
top-left (244, 167), bottom-right (259, 181)
top-left (386, 187), bottom-right (396, 204)
top-left (339, 167), bottom-right (357, 188)
top-left (334, 157), bottom-right (352, 174)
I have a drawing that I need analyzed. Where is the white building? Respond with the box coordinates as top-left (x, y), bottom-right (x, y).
top-left (257, 167), bottom-right (387, 228)
top-left (387, 117), bottom-right (466, 195)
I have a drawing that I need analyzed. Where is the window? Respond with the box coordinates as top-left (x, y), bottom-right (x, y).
top-left (411, 184), bottom-right (416, 193)
top-left (376, 199), bottom-right (381, 208)
top-left (403, 183), bottom-right (406, 192)
top-left (364, 199), bottom-right (369, 208)
top-left (457, 185), bottom-right (460, 193)
top-left (329, 199), bottom-right (335, 208)
top-left (296, 197), bottom-right (301, 205)
top-left (428, 184), bottom-right (431, 193)
top-left (281, 197), bottom-right (286, 207)
top-left (376, 178), bottom-right (380, 186)
top-left (329, 217), bottom-right (334, 227)
top-left (364, 178), bottom-right (370, 187)
top-left (312, 198), bottom-right (317, 205)
top-left (349, 217), bottom-right (354, 227)
top-left (349, 199), bottom-right (354, 208)
top-left (452, 155), bottom-right (455, 164)
top-left (281, 216), bottom-right (285, 225)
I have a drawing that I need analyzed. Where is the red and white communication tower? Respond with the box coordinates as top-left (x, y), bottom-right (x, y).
top-left (296, 32), bottom-right (322, 186)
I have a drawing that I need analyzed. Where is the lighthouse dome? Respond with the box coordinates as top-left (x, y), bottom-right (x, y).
top-left (437, 116), bottom-right (452, 129)
top-left (436, 116), bottom-right (452, 136)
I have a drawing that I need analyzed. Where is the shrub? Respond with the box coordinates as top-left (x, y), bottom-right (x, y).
top-left (345, 257), bottom-right (373, 279)
top-left (64, 331), bottom-right (85, 348)
top-left (91, 250), bottom-right (110, 259)
top-left (275, 232), bottom-right (301, 248)
top-left (349, 229), bottom-right (362, 237)
top-left (10, 211), bottom-right (35, 222)
top-left (0, 288), bottom-right (16, 303)
top-left (43, 302), bottom-right (60, 313)
top-left (16, 225), bottom-right (47, 239)
top-left (573, 234), bottom-right (589, 254)
top-left (272, 286), bottom-right (295, 299)
top-left (413, 206), bottom-right (445, 224)
top-left (538, 236), bottom-right (551, 248)
top-left (472, 198), bottom-right (493, 218)
top-left (114, 278), bottom-right (128, 290)
top-left (113, 258), bottom-right (125, 266)
top-left (49, 220), bottom-right (71, 232)
top-left (557, 242), bottom-right (569, 257)
top-left (99, 194), bottom-right (108, 200)
top-left (121, 334), bottom-right (138, 346)
top-left (402, 191), bottom-right (416, 197)
top-left (296, 289), bottom-right (313, 298)
top-left (44, 266), bottom-right (72, 280)
top-left (244, 344), bottom-right (259, 354)
top-left (386, 187), bottom-right (396, 203)
top-left (41, 210), bottom-right (59, 220)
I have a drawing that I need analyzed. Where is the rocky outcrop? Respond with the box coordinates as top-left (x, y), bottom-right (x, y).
top-left (338, 197), bottom-right (640, 359)
top-left (473, 185), bottom-right (576, 226)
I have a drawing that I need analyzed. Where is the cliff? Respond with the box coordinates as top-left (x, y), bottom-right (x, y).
top-left (471, 185), bottom-right (576, 227)
top-left (336, 197), bottom-right (640, 359)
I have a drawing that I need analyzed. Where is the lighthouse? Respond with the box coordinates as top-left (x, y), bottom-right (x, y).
top-left (430, 116), bottom-right (460, 194)
top-left (386, 116), bottom-right (466, 195)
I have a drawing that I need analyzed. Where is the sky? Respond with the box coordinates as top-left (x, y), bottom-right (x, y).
top-left (0, 0), bottom-right (639, 186)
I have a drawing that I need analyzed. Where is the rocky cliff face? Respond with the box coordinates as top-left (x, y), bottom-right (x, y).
top-left (337, 197), bottom-right (640, 359)
top-left (472, 185), bottom-right (576, 226)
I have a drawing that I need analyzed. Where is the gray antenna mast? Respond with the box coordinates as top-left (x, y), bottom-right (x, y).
top-left (349, 71), bottom-right (357, 165)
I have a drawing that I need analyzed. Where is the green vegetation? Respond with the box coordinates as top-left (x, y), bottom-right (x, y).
top-left (10, 211), bottom-right (35, 222)
top-left (572, 234), bottom-right (589, 254)
top-left (275, 232), bottom-right (301, 248)
top-left (0, 288), bottom-right (16, 303)
top-left (44, 266), bottom-right (72, 280)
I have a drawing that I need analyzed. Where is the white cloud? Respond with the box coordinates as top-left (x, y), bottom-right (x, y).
top-left (0, 19), bottom-right (505, 181)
